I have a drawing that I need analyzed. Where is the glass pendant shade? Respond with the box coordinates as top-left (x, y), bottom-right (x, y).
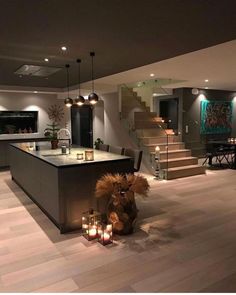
top-left (75, 95), bottom-right (85, 106)
top-left (88, 52), bottom-right (98, 104)
top-left (64, 97), bottom-right (73, 107)
top-left (88, 92), bottom-right (99, 105)
top-left (75, 58), bottom-right (85, 106)
top-left (64, 64), bottom-right (73, 107)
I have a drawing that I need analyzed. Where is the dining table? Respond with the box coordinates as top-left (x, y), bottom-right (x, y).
top-left (210, 140), bottom-right (236, 169)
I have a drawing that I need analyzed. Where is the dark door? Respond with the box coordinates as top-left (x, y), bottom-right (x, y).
top-left (159, 98), bottom-right (178, 132)
top-left (71, 105), bottom-right (93, 147)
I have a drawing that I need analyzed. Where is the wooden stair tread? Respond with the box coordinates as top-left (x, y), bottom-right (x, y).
top-left (162, 164), bottom-right (204, 172)
top-left (144, 142), bottom-right (183, 147)
top-left (151, 149), bottom-right (190, 155)
top-left (139, 135), bottom-right (178, 138)
top-left (158, 156), bottom-right (197, 163)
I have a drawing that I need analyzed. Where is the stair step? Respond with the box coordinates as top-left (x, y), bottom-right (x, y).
top-left (135, 121), bottom-right (167, 129)
top-left (134, 112), bottom-right (161, 120)
top-left (158, 149), bottom-right (191, 160)
top-left (163, 165), bottom-right (206, 180)
top-left (144, 142), bottom-right (185, 152)
top-left (158, 156), bottom-right (198, 168)
top-left (139, 135), bottom-right (181, 144)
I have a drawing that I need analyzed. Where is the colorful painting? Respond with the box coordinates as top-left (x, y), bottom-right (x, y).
top-left (200, 100), bottom-right (233, 134)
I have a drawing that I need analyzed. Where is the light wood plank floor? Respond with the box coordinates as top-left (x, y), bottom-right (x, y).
top-left (1, 167), bottom-right (236, 292)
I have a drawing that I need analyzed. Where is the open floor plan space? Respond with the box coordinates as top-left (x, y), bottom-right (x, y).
top-left (1, 168), bottom-right (236, 292)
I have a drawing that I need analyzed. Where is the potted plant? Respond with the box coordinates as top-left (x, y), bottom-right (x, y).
top-left (44, 105), bottom-right (64, 149)
top-left (95, 173), bottom-right (150, 235)
top-left (94, 138), bottom-right (104, 149)
top-left (44, 122), bottom-right (60, 149)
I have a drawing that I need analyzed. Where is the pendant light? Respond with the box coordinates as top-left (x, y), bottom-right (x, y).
top-left (88, 52), bottom-right (99, 105)
top-left (64, 64), bottom-right (73, 107)
top-left (75, 59), bottom-right (85, 106)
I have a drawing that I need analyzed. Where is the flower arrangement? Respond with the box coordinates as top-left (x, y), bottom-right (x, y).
top-left (95, 173), bottom-right (149, 235)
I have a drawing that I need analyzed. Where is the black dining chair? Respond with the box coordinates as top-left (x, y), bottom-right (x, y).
top-left (109, 145), bottom-right (125, 155)
top-left (124, 148), bottom-right (143, 172)
top-left (98, 143), bottom-right (109, 152)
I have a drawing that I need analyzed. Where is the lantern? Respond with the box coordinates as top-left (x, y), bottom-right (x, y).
top-left (82, 209), bottom-right (101, 240)
top-left (85, 150), bottom-right (94, 161)
top-left (97, 223), bottom-right (113, 246)
top-left (77, 153), bottom-right (84, 160)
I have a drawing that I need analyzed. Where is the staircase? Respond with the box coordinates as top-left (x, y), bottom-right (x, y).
top-left (121, 87), bottom-right (206, 180)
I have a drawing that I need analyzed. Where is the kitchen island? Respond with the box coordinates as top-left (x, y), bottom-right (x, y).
top-left (9, 142), bottom-right (133, 233)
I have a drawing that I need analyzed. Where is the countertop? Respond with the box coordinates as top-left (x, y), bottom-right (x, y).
top-left (10, 142), bottom-right (131, 168)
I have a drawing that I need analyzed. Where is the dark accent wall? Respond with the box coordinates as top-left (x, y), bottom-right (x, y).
top-left (173, 88), bottom-right (236, 156)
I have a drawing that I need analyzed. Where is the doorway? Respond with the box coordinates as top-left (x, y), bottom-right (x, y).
top-left (159, 98), bottom-right (179, 132)
top-left (71, 105), bottom-right (93, 148)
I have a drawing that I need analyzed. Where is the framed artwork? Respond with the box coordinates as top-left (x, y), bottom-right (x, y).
top-left (200, 100), bottom-right (233, 134)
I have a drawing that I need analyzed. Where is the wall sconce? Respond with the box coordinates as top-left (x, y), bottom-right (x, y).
top-left (85, 150), bottom-right (94, 161)
top-left (82, 209), bottom-right (101, 241)
top-left (97, 223), bottom-right (113, 246)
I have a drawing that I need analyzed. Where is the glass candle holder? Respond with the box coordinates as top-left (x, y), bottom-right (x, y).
top-left (77, 153), bottom-right (84, 160)
top-left (82, 209), bottom-right (101, 241)
top-left (85, 150), bottom-right (94, 161)
top-left (97, 223), bottom-right (113, 246)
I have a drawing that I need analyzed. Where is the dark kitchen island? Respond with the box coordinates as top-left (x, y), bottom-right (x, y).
top-left (9, 142), bottom-right (133, 233)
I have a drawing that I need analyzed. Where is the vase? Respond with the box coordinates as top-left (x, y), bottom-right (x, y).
top-left (51, 139), bottom-right (58, 149)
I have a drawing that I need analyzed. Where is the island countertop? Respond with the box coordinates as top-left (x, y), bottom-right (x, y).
top-left (10, 141), bottom-right (131, 168)
top-left (9, 141), bottom-right (133, 233)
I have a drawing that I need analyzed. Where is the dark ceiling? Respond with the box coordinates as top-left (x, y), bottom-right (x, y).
top-left (0, 0), bottom-right (235, 89)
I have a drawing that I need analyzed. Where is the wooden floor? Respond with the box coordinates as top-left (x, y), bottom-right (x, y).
top-left (1, 167), bottom-right (236, 292)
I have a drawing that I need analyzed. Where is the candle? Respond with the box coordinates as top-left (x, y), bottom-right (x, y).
top-left (85, 150), bottom-right (94, 161)
top-left (89, 228), bottom-right (97, 237)
top-left (77, 153), bottom-right (84, 160)
top-left (102, 232), bottom-right (110, 241)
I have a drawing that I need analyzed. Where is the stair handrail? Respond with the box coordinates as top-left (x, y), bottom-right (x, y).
top-left (156, 122), bottom-right (169, 180)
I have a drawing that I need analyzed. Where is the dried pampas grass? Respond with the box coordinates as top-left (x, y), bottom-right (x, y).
top-left (95, 173), bottom-right (150, 199)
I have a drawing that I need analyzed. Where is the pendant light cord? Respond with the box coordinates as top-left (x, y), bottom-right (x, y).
top-left (77, 59), bottom-right (81, 96)
top-left (90, 52), bottom-right (95, 92)
top-left (66, 64), bottom-right (70, 97)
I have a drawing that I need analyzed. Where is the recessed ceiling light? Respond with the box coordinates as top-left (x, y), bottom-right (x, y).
top-left (44, 58), bottom-right (49, 62)
top-left (34, 91), bottom-right (38, 93)
top-left (205, 79), bottom-right (209, 82)
top-left (150, 73), bottom-right (155, 77)
top-left (61, 46), bottom-right (67, 51)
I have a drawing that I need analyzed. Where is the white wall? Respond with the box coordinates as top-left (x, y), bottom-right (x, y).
top-left (133, 87), bottom-right (153, 110)
top-left (102, 92), bottom-right (136, 148)
top-left (0, 91), bottom-right (67, 139)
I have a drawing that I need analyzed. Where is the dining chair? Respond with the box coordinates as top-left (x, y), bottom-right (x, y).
top-left (124, 148), bottom-right (143, 172)
top-left (109, 145), bottom-right (124, 155)
top-left (98, 143), bottom-right (109, 152)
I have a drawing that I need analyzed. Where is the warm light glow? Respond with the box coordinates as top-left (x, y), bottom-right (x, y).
top-left (33, 91), bottom-right (38, 93)
top-left (205, 87), bottom-right (208, 89)
top-left (161, 119), bottom-right (165, 123)
top-left (66, 103), bottom-right (72, 107)
top-left (101, 232), bottom-right (110, 241)
top-left (150, 73), bottom-right (155, 77)
top-left (44, 58), bottom-right (49, 62)
top-left (205, 79), bottom-right (209, 82)
top-left (90, 100), bottom-right (97, 105)
top-left (153, 93), bottom-right (158, 97)
top-left (198, 94), bottom-right (207, 101)
top-left (155, 146), bottom-right (160, 152)
top-left (88, 228), bottom-right (97, 237)
top-left (61, 46), bottom-right (67, 51)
